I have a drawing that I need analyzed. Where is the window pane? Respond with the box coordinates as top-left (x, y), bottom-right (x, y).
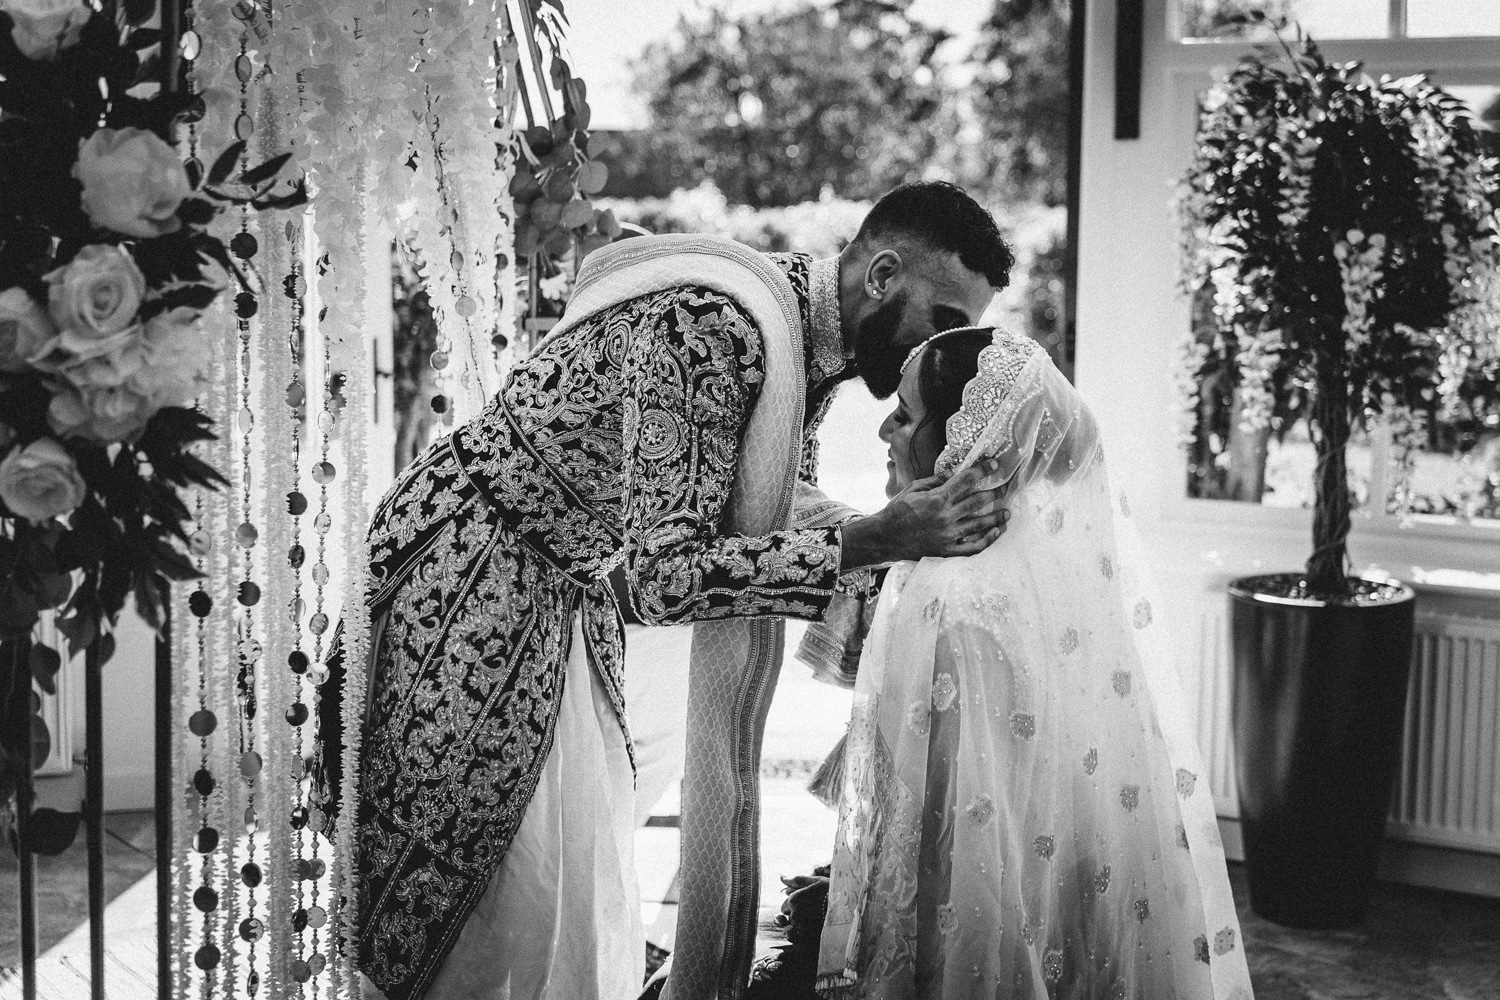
top-left (1182, 364), bottom-right (1372, 512)
top-left (1408, 0), bottom-right (1500, 37)
top-left (1288, 0), bottom-right (1390, 39)
top-left (1396, 434), bottom-right (1500, 521)
top-left (1179, 0), bottom-right (1390, 41)
top-left (1265, 426), bottom-right (1372, 512)
top-left (1385, 84), bottom-right (1500, 522)
top-left (1447, 85), bottom-right (1500, 148)
top-left (1181, 288), bottom-right (1372, 510)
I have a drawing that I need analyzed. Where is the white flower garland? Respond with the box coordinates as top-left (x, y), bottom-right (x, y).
top-left (1274, 115), bottom-right (1318, 232)
top-left (1177, 64), bottom-right (1500, 519)
top-left (1334, 229), bottom-right (1385, 355)
top-left (332, 352), bottom-right (373, 990)
top-left (171, 3), bottom-right (531, 996)
top-left (1171, 331), bottom-right (1209, 449)
top-left (254, 146), bottom-right (298, 997)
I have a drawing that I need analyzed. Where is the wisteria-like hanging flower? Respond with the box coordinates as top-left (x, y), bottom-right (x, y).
top-left (1174, 21), bottom-right (1500, 590)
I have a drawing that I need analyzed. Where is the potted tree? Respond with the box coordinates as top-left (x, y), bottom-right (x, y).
top-left (1176, 18), bottom-right (1500, 928)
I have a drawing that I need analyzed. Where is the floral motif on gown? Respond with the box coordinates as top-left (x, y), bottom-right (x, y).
top-left (348, 251), bottom-right (851, 1000)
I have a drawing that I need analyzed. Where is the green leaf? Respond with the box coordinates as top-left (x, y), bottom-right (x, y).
top-left (544, 171), bottom-right (574, 204)
top-left (145, 486), bottom-right (192, 536)
top-left (0, 748), bottom-right (16, 807)
top-left (149, 284), bottom-right (221, 314)
top-left (577, 160), bottom-right (608, 195)
top-left (123, 0), bottom-right (155, 25)
top-left (28, 644), bottom-right (61, 696)
top-left (149, 537), bottom-right (203, 583)
top-left (177, 199), bottom-right (216, 226)
top-left (207, 140), bottom-right (246, 185)
top-left (56, 606), bottom-right (98, 660)
top-left (177, 454), bottom-right (230, 491)
top-left (26, 807), bottom-right (80, 856)
top-left (236, 152), bottom-right (293, 188)
top-left (0, 584), bottom-right (41, 635)
top-left (133, 573), bottom-right (164, 632)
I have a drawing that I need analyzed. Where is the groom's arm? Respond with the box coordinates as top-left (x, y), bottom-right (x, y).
top-left (622, 288), bottom-right (844, 626)
top-left (620, 290), bottom-right (1006, 627)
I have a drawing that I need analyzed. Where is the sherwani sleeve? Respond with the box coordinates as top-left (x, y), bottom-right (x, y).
top-left (622, 287), bottom-right (843, 626)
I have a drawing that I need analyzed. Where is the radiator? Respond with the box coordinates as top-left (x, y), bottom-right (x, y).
top-left (1181, 594), bottom-right (1500, 857)
top-left (1392, 615), bottom-right (1500, 852)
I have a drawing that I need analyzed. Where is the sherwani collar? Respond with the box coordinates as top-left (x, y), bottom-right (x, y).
top-left (807, 255), bottom-right (846, 389)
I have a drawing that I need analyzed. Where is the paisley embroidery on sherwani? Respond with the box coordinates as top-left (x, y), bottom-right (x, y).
top-left (354, 276), bottom-right (844, 1000)
top-left (357, 487), bottom-right (577, 996)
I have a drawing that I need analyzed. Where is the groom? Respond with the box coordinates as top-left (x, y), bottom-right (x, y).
top-left (343, 181), bottom-right (1015, 1000)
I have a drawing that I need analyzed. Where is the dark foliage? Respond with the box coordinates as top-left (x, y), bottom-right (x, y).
top-left (0, 0), bottom-right (303, 823)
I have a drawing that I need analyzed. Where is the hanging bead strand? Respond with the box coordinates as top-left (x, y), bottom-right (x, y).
top-left (229, 25), bottom-right (267, 996)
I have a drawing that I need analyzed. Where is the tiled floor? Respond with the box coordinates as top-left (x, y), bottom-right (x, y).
top-left (0, 810), bottom-right (157, 964)
top-left (4, 665), bottom-right (1498, 999)
top-left (1235, 871), bottom-right (1500, 1000)
top-left (648, 659), bottom-right (1500, 1000)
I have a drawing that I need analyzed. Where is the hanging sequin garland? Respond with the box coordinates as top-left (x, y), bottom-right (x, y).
top-left (169, 6), bottom-right (237, 995)
top-left (170, 1), bottom-right (530, 996)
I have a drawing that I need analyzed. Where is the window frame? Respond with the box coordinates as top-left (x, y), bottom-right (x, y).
top-left (1171, 0), bottom-right (1500, 44)
top-left (1158, 37), bottom-right (1500, 551)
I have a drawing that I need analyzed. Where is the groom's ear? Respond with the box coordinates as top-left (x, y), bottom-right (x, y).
top-left (865, 249), bottom-right (904, 300)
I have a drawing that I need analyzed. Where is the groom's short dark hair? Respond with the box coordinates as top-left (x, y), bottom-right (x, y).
top-left (852, 181), bottom-right (1015, 291)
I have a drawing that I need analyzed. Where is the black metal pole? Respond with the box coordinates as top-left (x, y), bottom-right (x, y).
top-left (9, 636), bottom-right (39, 1000)
top-left (1113, 0), bottom-right (1144, 140)
top-left (161, 0), bottom-right (182, 96)
top-left (158, 0), bottom-right (184, 983)
top-left (155, 612), bottom-right (173, 1000)
top-left (85, 636), bottom-right (106, 1000)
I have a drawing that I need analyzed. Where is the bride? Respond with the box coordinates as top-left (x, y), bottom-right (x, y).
top-left (808, 327), bottom-right (1254, 999)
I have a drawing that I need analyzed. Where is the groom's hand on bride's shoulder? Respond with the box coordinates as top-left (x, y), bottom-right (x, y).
top-left (840, 457), bottom-right (1009, 569)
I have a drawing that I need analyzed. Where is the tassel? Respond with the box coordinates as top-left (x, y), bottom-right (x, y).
top-left (807, 731), bottom-right (848, 809)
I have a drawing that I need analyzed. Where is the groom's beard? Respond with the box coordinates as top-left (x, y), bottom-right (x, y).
top-left (852, 290), bottom-right (911, 400)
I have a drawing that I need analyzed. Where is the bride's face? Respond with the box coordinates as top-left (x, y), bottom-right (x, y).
top-left (879, 362), bottom-right (944, 497)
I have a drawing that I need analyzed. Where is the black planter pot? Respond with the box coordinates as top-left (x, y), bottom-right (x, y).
top-left (1228, 574), bottom-right (1416, 929)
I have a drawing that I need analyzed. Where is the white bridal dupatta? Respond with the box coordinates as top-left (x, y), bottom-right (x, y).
top-left (817, 330), bottom-right (1254, 1000)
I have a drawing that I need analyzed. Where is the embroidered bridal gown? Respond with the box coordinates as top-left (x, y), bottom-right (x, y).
top-left (817, 330), bottom-right (1254, 1000)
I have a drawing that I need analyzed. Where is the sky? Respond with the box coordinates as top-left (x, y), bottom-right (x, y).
top-left (565, 0), bottom-right (996, 130)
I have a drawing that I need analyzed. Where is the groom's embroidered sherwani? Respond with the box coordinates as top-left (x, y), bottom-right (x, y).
top-left (351, 242), bottom-right (856, 999)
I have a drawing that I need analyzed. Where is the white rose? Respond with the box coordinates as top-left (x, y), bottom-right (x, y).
top-left (43, 244), bottom-right (146, 349)
top-left (74, 128), bottom-right (190, 238)
top-left (0, 437), bottom-right (86, 523)
top-left (130, 307), bottom-right (209, 405)
top-left (2, 0), bottom-right (90, 61)
top-left (52, 325), bottom-right (148, 389)
top-left (48, 381), bottom-right (155, 443)
top-left (0, 287), bottom-right (55, 371)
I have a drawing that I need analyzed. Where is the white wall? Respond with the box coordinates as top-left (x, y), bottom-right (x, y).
top-left (34, 607), bottom-right (157, 814)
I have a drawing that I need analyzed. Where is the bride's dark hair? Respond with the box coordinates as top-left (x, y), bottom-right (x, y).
top-left (912, 327), bottom-right (993, 471)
